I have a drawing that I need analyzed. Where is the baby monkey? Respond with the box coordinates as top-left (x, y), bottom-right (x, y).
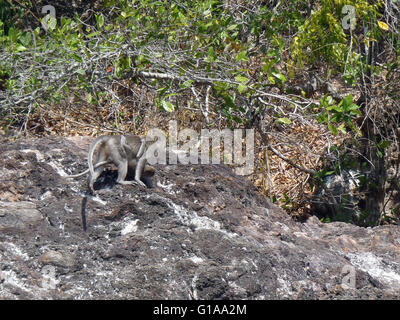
top-left (67, 134), bottom-right (155, 194)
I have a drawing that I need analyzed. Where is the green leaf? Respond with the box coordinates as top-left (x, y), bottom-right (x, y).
top-left (271, 72), bottom-right (286, 83)
top-left (15, 45), bottom-right (27, 52)
top-left (46, 15), bottom-right (57, 31)
top-left (231, 115), bottom-right (242, 123)
top-left (71, 53), bottom-right (82, 62)
top-left (96, 14), bottom-right (105, 29)
top-left (61, 17), bottom-right (72, 28)
top-left (19, 33), bottom-right (31, 46)
top-left (235, 75), bottom-right (249, 83)
top-left (328, 124), bottom-right (338, 135)
top-left (237, 84), bottom-right (247, 93)
top-left (34, 27), bottom-right (41, 37)
top-left (267, 75), bottom-right (275, 84)
top-left (325, 95), bottom-right (334, 105)
top-left (8, 27), bottom-right (17, 42)
top-left (207, 46), bottom-right (216, 62)
top-left (276, 117), bottom-right (292, 124)
top-left (262, 60), bottom-right (275, 73)
top-left (86, 32), bottom-right (99, 38)
top-left (338, 123), bottom-right (347, 134)
top-left (235, 50), bottom-right (248, 62)
top-left (178, 11), bottom-right (185, 22)
top-left (181, 80), bottom-right (194, 88)
top-left (162, 100), bottom-right (175, 112)
top-left (341, 94), bottom-right (354, 106)
top-left (222, 95), bottom-right (237, 110)
top-left (378, 140), bottom-right (391, 150)
top-left (227, 24), bottom-right (238, 31)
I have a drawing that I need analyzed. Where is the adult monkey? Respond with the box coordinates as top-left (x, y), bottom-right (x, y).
top-left (67, 135), bottom-right (156, 194)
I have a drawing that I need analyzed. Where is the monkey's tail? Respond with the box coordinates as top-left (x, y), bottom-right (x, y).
top-left (81, 195), bottom-right (88, 232)
top-left (66, 161), bottom-right (109, 179)
top-left (66, 169), bottom-right (90, 178)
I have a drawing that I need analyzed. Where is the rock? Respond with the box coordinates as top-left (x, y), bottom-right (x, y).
top-left (0, 136), bottom-right (399, 299)
top-left (39, 250), bottom-right (77, 269)
top-left (311, 170), bottom-right (362, 224)
top-left (0, 201), bottom-right (43, 230)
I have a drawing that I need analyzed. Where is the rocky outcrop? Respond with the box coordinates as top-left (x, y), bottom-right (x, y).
top-left (0, 136), bottom-right (399, 299)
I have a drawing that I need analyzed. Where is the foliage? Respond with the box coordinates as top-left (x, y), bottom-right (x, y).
top-left (0, 0), bottom-right (32, 35)
top-left (316, 94), bottom-right (361, 135)
top-left (0, 0), bottom-right (311, 127)
top-left (291, 0), bottom-right (380, 68)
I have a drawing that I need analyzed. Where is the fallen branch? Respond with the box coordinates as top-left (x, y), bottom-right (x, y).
top-left (256, 125), bottom-right (316, 176)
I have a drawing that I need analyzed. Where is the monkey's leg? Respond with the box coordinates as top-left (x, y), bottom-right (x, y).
top-left (133, 157), bottom-right (147, 187)
top-left (115, 158), bottom-right (133, 186)
top-left (89, 165), bottom-right (105, 193)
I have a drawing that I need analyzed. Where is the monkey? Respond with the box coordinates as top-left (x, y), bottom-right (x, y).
top-left (88, 134), bottom-right (156, 193)
top-left (66, 134), bottom-right (155, 194)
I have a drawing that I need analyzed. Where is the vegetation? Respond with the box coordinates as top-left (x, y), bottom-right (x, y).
top-left (1, 0), bottom-right (399, 226)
